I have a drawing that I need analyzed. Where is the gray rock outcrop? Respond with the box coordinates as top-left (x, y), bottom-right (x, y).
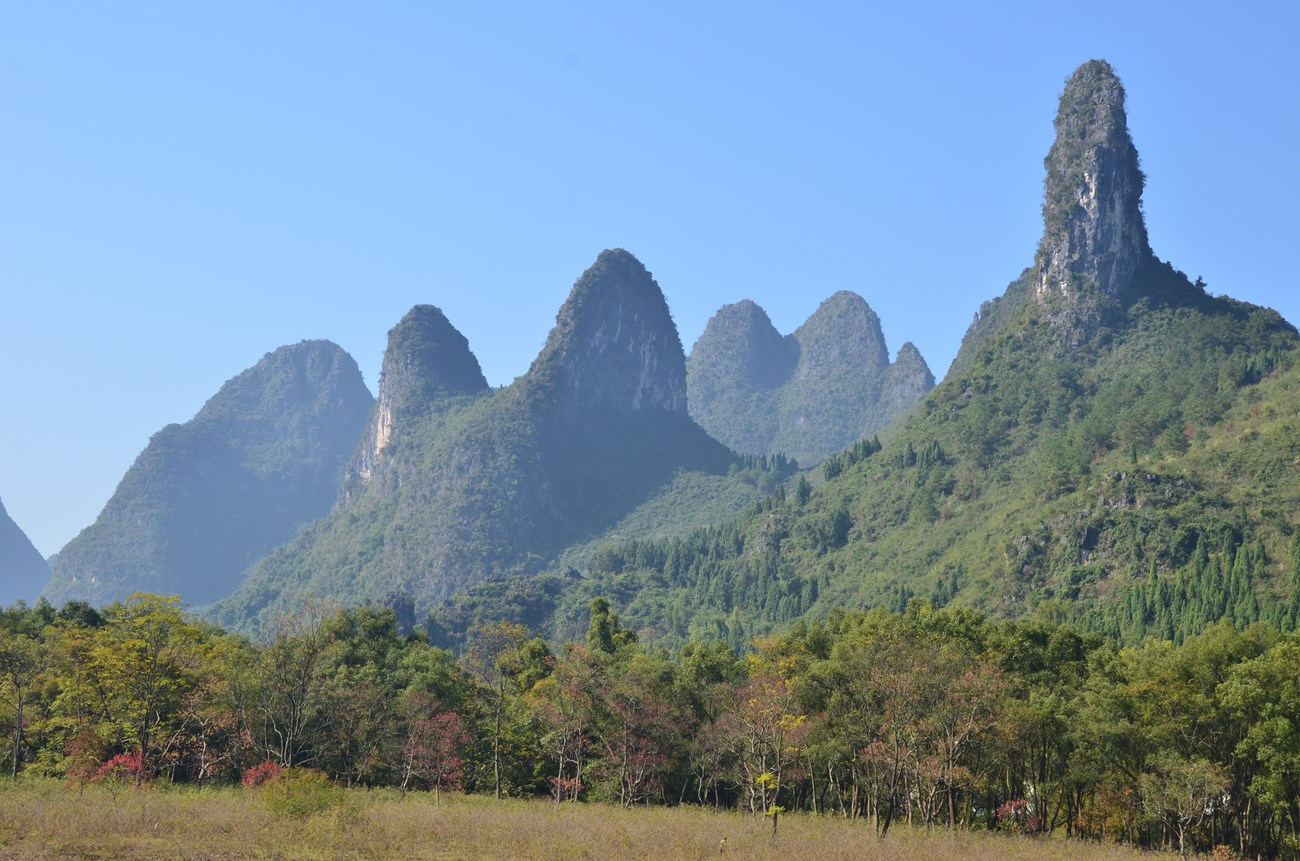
top-left (1036, 59), bottom-right (1151, 302)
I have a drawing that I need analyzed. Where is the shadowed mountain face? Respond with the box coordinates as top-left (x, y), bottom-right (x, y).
top-left (213, 249), bottom-right (773, 634)
top-left (687, 291), bottom-right (934, 466)
top-left (44, 341), bottom-right (374, 608)
top-left (0, 498), bottom-right (51, 605)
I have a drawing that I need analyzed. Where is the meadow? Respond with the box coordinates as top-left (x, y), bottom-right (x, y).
top-left (0, 780), bottom-right (1179, 861)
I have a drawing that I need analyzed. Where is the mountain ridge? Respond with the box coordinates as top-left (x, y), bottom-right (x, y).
top-left (213, 249), bottom-right (787, 634)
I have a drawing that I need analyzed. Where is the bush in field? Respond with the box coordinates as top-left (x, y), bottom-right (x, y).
top-left (62, 729), bottom-right (106, 790)
top-left (259, 767), bottom-right (344, 818)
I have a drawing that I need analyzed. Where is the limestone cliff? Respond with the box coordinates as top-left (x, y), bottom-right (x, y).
top-left (527, 249), bottom-right (688, 415)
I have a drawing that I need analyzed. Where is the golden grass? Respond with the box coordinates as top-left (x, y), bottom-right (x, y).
top-left (0, 780), bottom-right (1176, 861)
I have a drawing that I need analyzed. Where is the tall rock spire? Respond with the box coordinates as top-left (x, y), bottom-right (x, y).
top-left (1036, 60), bottom-right (1150, 300)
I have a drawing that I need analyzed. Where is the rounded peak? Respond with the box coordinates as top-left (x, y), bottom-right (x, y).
top-left (381, 303), bottom-right (488, 401)
top-left (795, 291), bottom-right (887, 369)
top-left (703, 299), bottom-right (779, 332)
top-left (1054, 59), bottom-right (1132, 149)
top-left (567, 249), bottom-right (658, 301)
top-left (820, 289), bottom-right (873, 309)
top-left (257, 339), bottom-right (356, 372)
top-left (801, 291), bottom-right (882, 335)
top-left (592, 247), bottom-right (644, 268)
top-left (199, 339), bottom-right (371, 423)
top-left (395, 303), bottom-right (453, 327)
top-left (689, 297), bottom-right (794, 392)
top-left (1068, 58), bottom-right (1119, 84)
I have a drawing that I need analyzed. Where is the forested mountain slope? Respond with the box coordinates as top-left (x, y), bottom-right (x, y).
top-left (433, 61), bottom-right (1300, 651)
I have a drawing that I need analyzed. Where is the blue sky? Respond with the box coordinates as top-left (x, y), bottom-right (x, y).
top-left (2, 2), bottom-right (1297, 558)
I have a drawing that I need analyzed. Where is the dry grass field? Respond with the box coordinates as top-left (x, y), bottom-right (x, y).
top-left (0, 779), bottom-right (1179, 861)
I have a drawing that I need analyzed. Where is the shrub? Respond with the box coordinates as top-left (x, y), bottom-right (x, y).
top-left (92, 751), bottom-right (150, 787)
top-left (259, 768), bottom-right (344, 818)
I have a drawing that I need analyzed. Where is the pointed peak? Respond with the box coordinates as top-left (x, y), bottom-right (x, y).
top-left (895, 341), bottom-right (925, 361)
top-left (1036, 59), bottom-right (1150, 301)
top-left (529, 250), bottom-right (688, 414)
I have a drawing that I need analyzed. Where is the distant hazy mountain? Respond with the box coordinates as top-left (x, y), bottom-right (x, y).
top-left (44, 340), bottom-right (374, 608)
top-left (687, 292), bottom-right (934, 466)
top-left (214, 250), bottom-right (789, 633)
top-left (0, 498), bottom-right (51, 605)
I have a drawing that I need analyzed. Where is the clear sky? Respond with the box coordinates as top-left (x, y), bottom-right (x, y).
top-left (2, 2), bottom-right (1297, 559)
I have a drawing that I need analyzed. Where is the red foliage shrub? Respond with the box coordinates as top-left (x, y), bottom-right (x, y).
top-left (242, 759), bottom-right (284, 787)
top-left (92, 750), bottom-right (150, 785)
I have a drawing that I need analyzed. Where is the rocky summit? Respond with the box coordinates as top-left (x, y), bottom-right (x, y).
top-left (688, 291), bottom-right (933, 466)
top-left (527, 248), bottom-right (689, 415)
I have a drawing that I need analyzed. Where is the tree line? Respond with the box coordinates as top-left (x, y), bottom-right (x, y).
top-left (3, 593), bottom-right (1300, 857)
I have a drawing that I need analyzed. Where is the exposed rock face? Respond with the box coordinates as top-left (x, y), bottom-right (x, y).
top-left (1036, 60), bottom-right (1150, 301)
top-left (0, 498), bottom-right (51, 605)
top-left (346, 305), bottom-right (488, 492)
top-left (46, 340), bottom-right (374, 608)
top-left (528, 249), bottom-right (688, 415)
top-left (688, 291), bottom-right (933, 466)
